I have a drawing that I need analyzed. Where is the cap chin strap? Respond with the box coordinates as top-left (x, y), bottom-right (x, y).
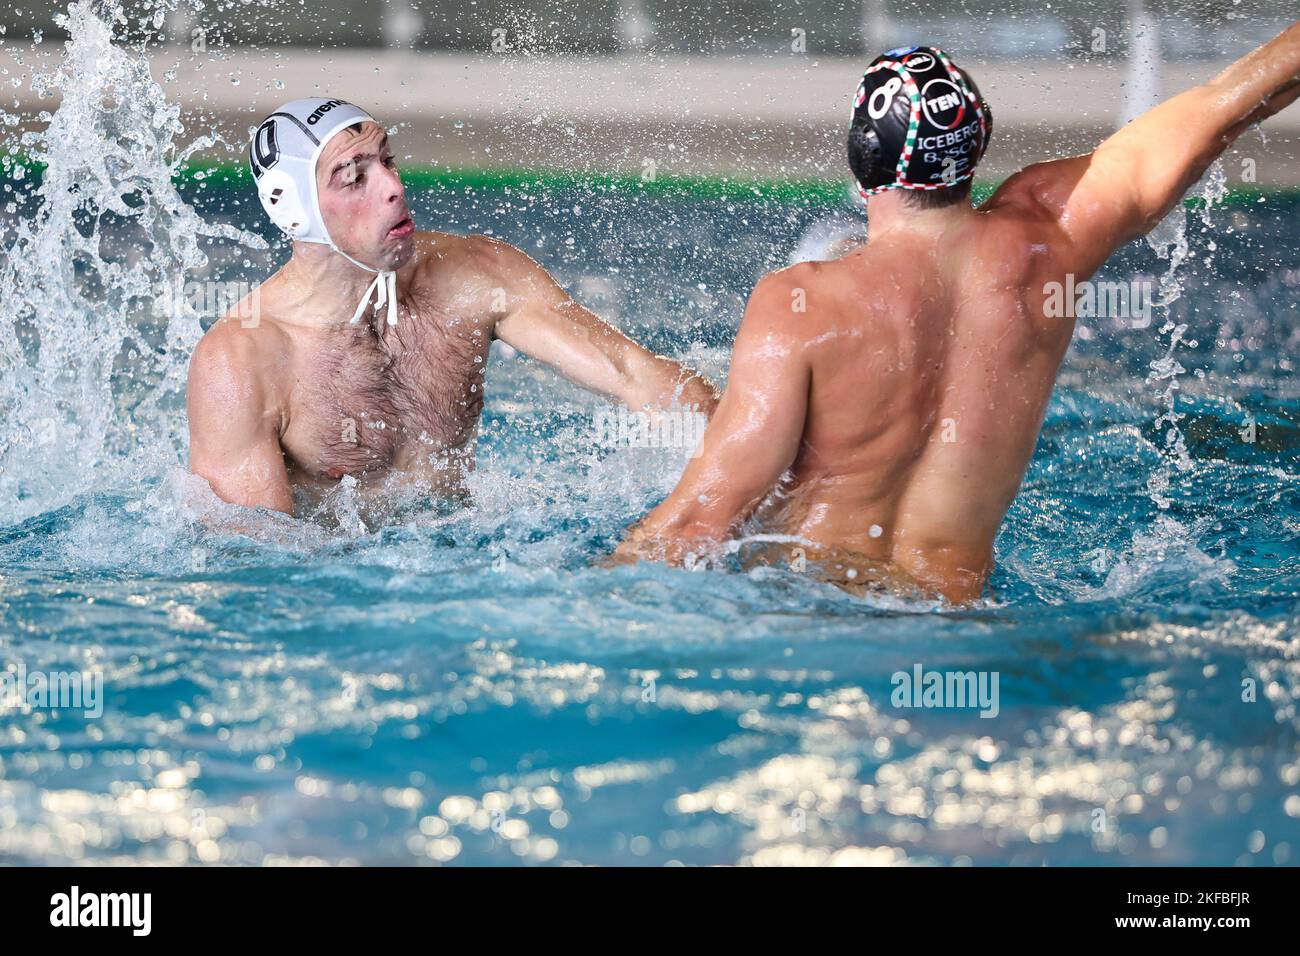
top-left (356, 270), bottom-right (398, 328)
top-left (331, 244), bottom-right (398, 328)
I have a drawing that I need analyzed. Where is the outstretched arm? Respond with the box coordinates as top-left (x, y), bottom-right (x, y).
top-left (990, 20), bottom-right (1300, 276)
top-left (478, 238), bottom-right (719, 413)
top-left (187, 324), bottom-right (294, 515)
top-left (614, 275), bottom-right (810, 565)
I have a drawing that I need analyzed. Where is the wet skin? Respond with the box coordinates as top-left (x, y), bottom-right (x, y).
top-left (616, 22), bottom-right (1300, 602)
top-left (187, 123), bottom-right (718, 516)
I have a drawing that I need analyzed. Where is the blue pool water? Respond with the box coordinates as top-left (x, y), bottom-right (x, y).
top-left (1, 7), bottom-right (1298, 863)
top-left (2, 172), bottom-right (1298, 865)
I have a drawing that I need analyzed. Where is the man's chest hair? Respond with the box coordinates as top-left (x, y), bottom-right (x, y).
top-left (291, 306), bottom-right (492, 474)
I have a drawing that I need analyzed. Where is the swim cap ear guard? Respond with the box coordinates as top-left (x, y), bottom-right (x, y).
top-left (249, 97), bottom-right (400, 326)
top-left (848, 46), bottom-right (992, 202)
top-left (254, 167), bottom-right (312, 237)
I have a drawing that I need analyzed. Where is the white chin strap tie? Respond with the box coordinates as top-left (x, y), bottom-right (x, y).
top-left (336, 244), bottom-right (398, 328)
top-left (350, 268), bottom-right (398, 327)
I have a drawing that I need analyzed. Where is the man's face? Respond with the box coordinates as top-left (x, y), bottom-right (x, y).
top-left (315, 121), bottom-right (416, 270)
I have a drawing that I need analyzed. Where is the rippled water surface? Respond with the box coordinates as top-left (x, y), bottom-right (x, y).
top-left (2, 4), bottom-right (1299, 867)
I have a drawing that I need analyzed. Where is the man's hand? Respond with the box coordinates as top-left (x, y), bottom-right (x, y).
top-left (476, 238), bottom-right (719, 413)
top-left (990, 20), bottom-right (1300, 279)
top-left (613, 270), bottom-right (811, 565)
top-left (187, 318), bottom-right (295, 515)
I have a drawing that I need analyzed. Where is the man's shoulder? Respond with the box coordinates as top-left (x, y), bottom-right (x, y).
top-left (748, 261), bottom-right (826, 308)
top-left (979, 160), bottom-right (1089, 229)
top-left (745, 259), bottom-right (871, 332)
top-left (188, 308), bottom-right (288, 396)
top-left (408, 230), bottom-right (550, 308)
top-left (410, 230), bottom-right (525, 273)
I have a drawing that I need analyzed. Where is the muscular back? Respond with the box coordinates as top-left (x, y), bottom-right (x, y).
top-left (768, 201), bottom-right (1072, 595)
top-left (621, 19), bottom-right (1300, 600)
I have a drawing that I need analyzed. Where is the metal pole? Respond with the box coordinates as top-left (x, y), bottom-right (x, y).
top-left (861, 0), bottom-right (893, 55)
top-left (1122, 0), bottom-right (1163, 126)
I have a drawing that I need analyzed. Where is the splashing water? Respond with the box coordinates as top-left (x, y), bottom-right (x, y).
top-left (1142, 161), bottom-right (1229, 512)
top-left (1, 4), bottom-right (1298, 866)
top-left (0, 0), bottom-right (260, 521)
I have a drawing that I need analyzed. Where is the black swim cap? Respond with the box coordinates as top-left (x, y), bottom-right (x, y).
top-left (848, 46), bottom-right (991, 201)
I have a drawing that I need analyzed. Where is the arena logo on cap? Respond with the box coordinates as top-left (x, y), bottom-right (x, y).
top-left (306, 98), bottom-right (347, 125)
top-left (920, 78), bottom-right (966, 130)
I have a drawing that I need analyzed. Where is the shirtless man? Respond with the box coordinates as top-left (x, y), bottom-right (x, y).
top-left (616, 28), bottom-right (1300, 602)
top-left (187, 98), bottom-right (716, 516)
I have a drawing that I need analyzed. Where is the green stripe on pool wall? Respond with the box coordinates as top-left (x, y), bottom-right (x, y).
top-left (181, 162), bottom-right (860, 205)
top-left (6, 153), bottom-right (1299, 207)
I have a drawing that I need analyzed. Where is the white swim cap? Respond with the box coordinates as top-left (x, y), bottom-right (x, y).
top-left (248, 97), bottom-right (399, 326)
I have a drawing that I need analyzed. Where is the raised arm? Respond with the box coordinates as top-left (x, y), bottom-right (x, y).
top-left (187, 322), bottom-right (294, 515)
top-left (478, 238), bottom-right (719, 413)
top-left (990, 20), bottom-right (1300, 276)
top-left (613, 274), bottom-right (810, 565)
